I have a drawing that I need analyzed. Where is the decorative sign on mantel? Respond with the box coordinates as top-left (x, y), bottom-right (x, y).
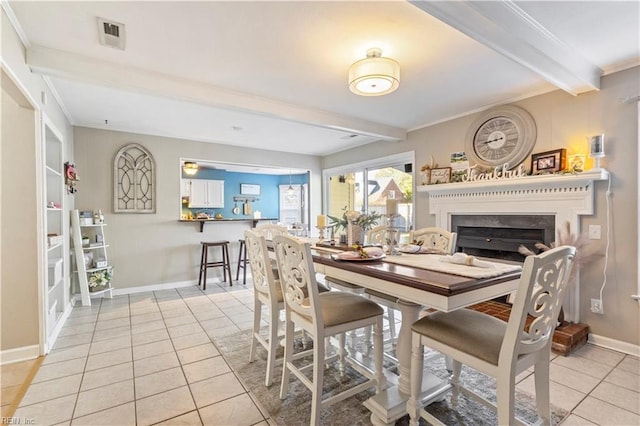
top-left (461, 163), bottom-right (526, 183)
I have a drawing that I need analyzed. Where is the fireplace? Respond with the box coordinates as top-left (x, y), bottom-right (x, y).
top-left (452, 215), bottom-right (555, 262)
top-left (417, 170), bottom-right (609, 323)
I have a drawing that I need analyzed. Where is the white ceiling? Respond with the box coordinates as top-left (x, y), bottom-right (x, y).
top-left (5, 1), bottom-right (639, 156)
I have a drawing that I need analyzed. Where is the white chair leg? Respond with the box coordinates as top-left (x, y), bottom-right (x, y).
top-left (264, 303), bottom-right (278, 387)
top-left (363, 325), bottom-right (372, 357)
top-left (310, 336), bottom-right (326, 426)
top-left (387, 307), bottom-right (396, 341)
top-left (279, 317), bottom-right (294, 400)
top-left (496, 370), bottom-right (516, 426)
top-left (347, 329), bottom-right (358, 354)
top-left (373, 317), bottom-right (384, 392)
top-left (450, 360), bottom-right (462, 408)
top-left (445, 355), bottom-right (455, 372)
top-left (407, 333), bottom-right (424, 426)
top-left (337, 333), bottom-right (346, 375)
top-left (534, 358), bottom-right (552, 426)
top-left (249, 298), bottom-right (262, 363)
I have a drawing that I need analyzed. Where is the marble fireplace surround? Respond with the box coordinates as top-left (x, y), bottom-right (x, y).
top-left (417, 169), bottom-right (610, 322)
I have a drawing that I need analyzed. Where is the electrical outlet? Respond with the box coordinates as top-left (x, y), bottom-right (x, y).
top-left (589, 224), bottom-right (601, 240)
top-left (590, 298), bottom-right (604, 314)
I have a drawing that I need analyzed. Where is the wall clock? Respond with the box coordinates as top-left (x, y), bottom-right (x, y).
top-left (464, 105), bottom-right (537, 169)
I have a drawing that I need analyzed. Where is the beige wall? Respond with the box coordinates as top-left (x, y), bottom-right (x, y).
top-left (2, 8), bottom-right (74, 354)
top-left (73, 127), bottom-right (322, 290)
top-left (1, 85), bottom-right (39, 350)
top-left (323, 67), bottom-right (640, 347)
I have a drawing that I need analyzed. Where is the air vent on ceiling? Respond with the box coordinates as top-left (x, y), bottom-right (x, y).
top-left (97, 17), bottom-right (126, 50)
top-left (340, 134), bottom-right (360, 140)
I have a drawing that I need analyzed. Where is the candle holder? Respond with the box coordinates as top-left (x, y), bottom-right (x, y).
top-left (386, 214), bottom-right (401, 255)
top-left (316, 226), bottom-right (327, 242)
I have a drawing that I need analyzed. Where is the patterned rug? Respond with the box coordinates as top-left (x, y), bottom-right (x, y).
top-left (214, 329), bottom-right (568, 425)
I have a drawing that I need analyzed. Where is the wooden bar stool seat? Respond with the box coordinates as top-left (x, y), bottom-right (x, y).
top-left (236, 239), bottom-right (248, 285)
top-left (199, 241), bottom-right (232, 289)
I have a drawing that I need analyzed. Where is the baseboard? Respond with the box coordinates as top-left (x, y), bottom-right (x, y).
top-left (588, 333), bottom-right (640, 356)
top-left (0, 345), bottom-right (40, 365)
top-left (111, 280), bottom-right (197, 296)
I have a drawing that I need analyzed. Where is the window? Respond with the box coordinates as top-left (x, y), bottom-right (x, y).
top-left (323, 152), bottom-right (414, 234)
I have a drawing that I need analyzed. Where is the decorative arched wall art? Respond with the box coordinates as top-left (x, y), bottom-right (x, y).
top-left (113, 143), bottom-right (156, 213)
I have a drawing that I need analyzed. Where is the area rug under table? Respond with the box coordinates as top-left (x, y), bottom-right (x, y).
top-left (213, 330), bottom-right (568, 425)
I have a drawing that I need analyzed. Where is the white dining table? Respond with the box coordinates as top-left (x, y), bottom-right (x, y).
top-left (311, 245), bottom-right (522, 426)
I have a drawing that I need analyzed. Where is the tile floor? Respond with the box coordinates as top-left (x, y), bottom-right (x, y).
top-left (1, 357), bottom-right (41, 417)
top-left (11, 281), bottom-right (640, 425)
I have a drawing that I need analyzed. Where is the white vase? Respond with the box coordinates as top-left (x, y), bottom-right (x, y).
top-left (347, 223), bottom-right (364, 246)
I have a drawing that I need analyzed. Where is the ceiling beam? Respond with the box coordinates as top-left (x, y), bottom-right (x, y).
top-left (410, 0), bottom-right (602, 95)
top-left (26, 45), bottom-right (406, 141)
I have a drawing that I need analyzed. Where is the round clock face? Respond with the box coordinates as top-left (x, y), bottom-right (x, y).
top-left (465, 105), bottom-right (537, 169)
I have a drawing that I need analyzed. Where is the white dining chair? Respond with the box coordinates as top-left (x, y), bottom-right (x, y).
top-left (366, 225), bottom-right (397, 246)
top-left (253, 223), bottom-right (289, 240)
top-left (406, 245), bottom-right (576, 426)
top-left (245, 229), bottom-right (285, 386)
top-left (273, 234), bottom-right (385, 426)
top-left (409, 227), bottom-right (457, 254)
top-left (365, 226), bottom-right (456, 362)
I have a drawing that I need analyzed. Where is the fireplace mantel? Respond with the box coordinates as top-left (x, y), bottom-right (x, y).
top-left (417, 169), bottom-right (610, 322)
top-left (417, 169), bottom-right (609, 198)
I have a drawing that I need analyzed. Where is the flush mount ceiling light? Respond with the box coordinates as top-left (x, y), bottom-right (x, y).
top-left (183, 161), bottom-right (199, 176)
top-left (349, 48), bottom-right (400, 96)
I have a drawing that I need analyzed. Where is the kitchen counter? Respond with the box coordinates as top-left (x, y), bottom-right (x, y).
top-left (178, 218), bottom-right (278, 232)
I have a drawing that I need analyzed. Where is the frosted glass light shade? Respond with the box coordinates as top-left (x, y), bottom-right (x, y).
top-left (183, 161), bottom-right (199, 176)
top-left (349, 48), bottom-right (400, 96)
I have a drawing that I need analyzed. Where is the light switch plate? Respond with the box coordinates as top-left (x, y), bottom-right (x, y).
top-left (589, 224), bottom-right (601, 240)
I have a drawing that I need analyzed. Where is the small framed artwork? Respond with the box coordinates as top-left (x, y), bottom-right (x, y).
top-left (429, 167), bottom-right (452, 184)
top-left (531, 149), bottom-right (566, 175)
top-left (240, 183), bottom-right (261, 195)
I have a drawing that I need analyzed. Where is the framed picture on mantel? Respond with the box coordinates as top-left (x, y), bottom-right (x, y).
top-left (240, 183), bottom-right (261, 195)
top-left (429, 167), bottom-right (452, 184)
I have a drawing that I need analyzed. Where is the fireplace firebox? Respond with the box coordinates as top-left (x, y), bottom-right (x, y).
top-left (452, 215), bottom-right (555, 262)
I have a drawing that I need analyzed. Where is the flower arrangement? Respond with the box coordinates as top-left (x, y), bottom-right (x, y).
top-left (518, 221), bottom-right (601, 287)
top-left (88, 269), bottom-right (111, 289)
top-left (518, 221), bottom-right (602, 323)
top-left (328, 207), bottom-right (382, 233)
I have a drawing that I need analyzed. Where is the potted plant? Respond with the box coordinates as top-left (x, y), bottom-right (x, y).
top-left (82, 235), bottom-right (90, 247)
top-left (88, 269), bottom-right (112, 292)
top-left (328, 207), bottom-right (382, 244)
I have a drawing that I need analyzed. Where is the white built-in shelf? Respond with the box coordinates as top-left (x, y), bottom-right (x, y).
top-left (46, 166), bottom-right (62, 177)
top-left (47, 207), bottom-right (62, 212)
top-left (47, 243), bottom-right (63, 252)
top-left (48, 279), bottom-right (63, 294)
top-left (80, 223), bottom-right (108, 228)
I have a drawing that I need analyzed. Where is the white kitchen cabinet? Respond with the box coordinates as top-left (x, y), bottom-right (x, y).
top-left (188, 179), bottom-right (224, 208)
top-left (181, 179), bottom-right (192, 197)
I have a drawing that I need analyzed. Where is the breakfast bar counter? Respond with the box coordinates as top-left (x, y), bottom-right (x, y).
top-left (179, 217), bottom-right (278, 232)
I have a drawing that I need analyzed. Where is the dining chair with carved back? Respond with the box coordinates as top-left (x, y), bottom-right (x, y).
top-left (406, 245), bottom-right (576, 426)
top-left (245, 229), bottom-right (284, 386)
top-left (409, 227), bottom-right (458, 254)
top-left (273, 234), bottom-right (385, 426)
top-left (364, 226), bottom-right (457, 363)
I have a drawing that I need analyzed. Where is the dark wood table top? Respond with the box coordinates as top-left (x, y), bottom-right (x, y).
top-left (312, 250), bottom-right (521, 298)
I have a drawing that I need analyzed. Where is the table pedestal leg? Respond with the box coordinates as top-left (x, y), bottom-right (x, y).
top-left (364, 300), bottom-right (425, 425)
